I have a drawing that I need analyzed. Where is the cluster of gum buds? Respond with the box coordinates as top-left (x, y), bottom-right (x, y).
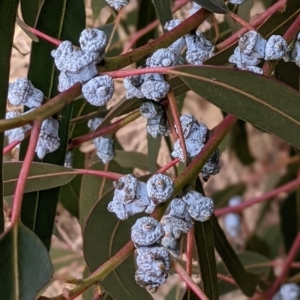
top-left (107, 173), bottom-right (174, 220)
top-left (229, 30), bottom-right (288, 74)
top-left (105, 0), bottom-right (129, 11)
top-left (139, 101), bottom-right (169, 138)
top-left (5, 78), bottom-right (60, 159)
top-left (171, 114), bottom-right (220, 182)
top-left (272, 283), bottom-right (300, 300)
top-left (52, 29), bottom-right (116, 108)
top-left (284, 32), bottom-right (300, 67)
top-left (87, 118), bottom-right (115, 164)
top-left (64, 151), bottom-right (74, 168)
top-left (223, 196), bottom-right (243, 238)
top-left (131, 217), bottom-right (171, 292)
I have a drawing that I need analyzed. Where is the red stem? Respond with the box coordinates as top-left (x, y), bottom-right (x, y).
top-left (186, 229), bottom-right (194, 276)
top-left (215, 177), bottom-right (300, 217)
top-left (3, 130), bottom-right (31, 155)
top-left (217, 273), bottom-right (236, 285)
top-left (122, 0), bottom-right (191, 53)
top-left (10, 122), bottom-right (41, 225)
top-left (104, 66), bottom-right (170, 78)
top-left (265, 231), bottom-right (300, 299)
top-left (157, 158), bottom-right (180, 174)
top-left (283, 11), bottom-right (300, 41)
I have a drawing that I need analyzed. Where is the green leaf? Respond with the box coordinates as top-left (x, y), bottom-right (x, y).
top-left (0, 223), bottom-right (53, 300)
top-left (229, 120), bottom-right (255, 165)
top-left (193, 0), bottom-right (229, 14)
top-left (217, 251), bottom-right (272, 295)
top-left (152, 0), bottom-right (172, 29)
top-left (91, 0), bottom-right (106, 20)
top-left (212, 183), bottom-right (246, 209)
top-left (174, 65), bottom-right (300, 150)
top-left (20, 0), bottom-right (43, 27)
top-left (194, 179), bottom-right (219, 300)
top-left (148, 134), bottom-right (161, 173)
top-left (20, 0), bottom-right (86, 250)
top-left (211, 215), bottom-right (258, 296)
top-left (3, 162), bottom-right (76, 197)
top-left (83, 182), bottom-right (152, 300)
top-left (0, 0), bottom-right (19, 233)
top-left (79, 160), bottom-right (123, 228)
top-left (275, 60), bottom-right (300, 91)
top-left (113, 150), bottom-right (151, 171)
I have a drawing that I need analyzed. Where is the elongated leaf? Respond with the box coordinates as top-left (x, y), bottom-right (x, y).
top-left (3, 162), bottom-right (76, 197)
top-left (114, 150), bottom-right (151, 171)
top-left (0, 0), bottom-right (19, 233)
top-left (148, 134), bottom-right (161, 173)
top-left (193, 0), bottom-right (229, 14)
top-left (194, 179), bottom-right (219, 300)
top-left (211, 215), bottom-right (258, 296)
top-left (79, 160), bottom-right (123, 228)
top-left (83, 186), bottom-right (152, 300)
top-left (20, 0), bottom-right (86, 249)
top-left (217, 251), bottom-right (272, 295)
top-left (173, 65), bottom-right (300, 150)
top-left (0, 223), bottom-right (53, 300)
top-left (152, 0), bottom-right (172, 29)
top-left (20, 0), bottom-right (43, 27)
top-left (16, 17), bottom-right (39, 42)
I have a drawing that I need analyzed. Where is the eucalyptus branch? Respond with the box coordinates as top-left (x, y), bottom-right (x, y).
top-left (99, 8), bottom-right (212, 72)
top-left (0, 83), bottom-right (82, 132)
top-left (3, 130), bottom-right (31, 154)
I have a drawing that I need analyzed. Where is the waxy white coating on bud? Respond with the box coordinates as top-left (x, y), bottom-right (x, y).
top-left (272, 283), bottom-right (300, 300)
top-left (51, 41), bottom-right (73, 72)
top-left (228, 0), bottom-right (247, 4)
top-left (164, 20), bottom-right (186, 57)
top-left (139, 101), bottom-right (160, 119)
top-left (171, 138), bottom-right (204, 162)
top-left (146, 174), bottom-right (174, 204)
top-left (131, 217), bottom-right (165, 247)
top-left (123, 70), bottom-right (145, 99)
top-left (57, 71), bottom-right (78, 92)
top-left (229, 46), bottom-right (261, 69)
top-left (79, 28), bottom-right (107, 57)
top-left (239, 30), bottom-right (267, 59)
top-left (82, 75), bottom-right (114, 106)
top-left (147, 48), bottom-right (177, 67)
top-left (105, 0), bottom-right (129, 10)
top-left (264, 35), bottom-right (288, 60)
top-left (202, 148), bottom-right (220, 182)
top-left (284, 34), bottom-right (300, 67)
top-left (5, 111), bottom-right (31, 144)
top-left (8, 78), bottom-right (44, 108)
top-left (241, 66), bottom-right (264, 74)
top-left (190, 2), bottom-right (201, 15)
top-left (64, 151), bottom-right (73, 168)
top-left (223, 196), bottom-right (242, 238)
top-left (96, 137), bottom-right (115, 164)
top-left (36, 118), bottom-right (60, 159)
top-left (135, 246), bottom-right (171, 293)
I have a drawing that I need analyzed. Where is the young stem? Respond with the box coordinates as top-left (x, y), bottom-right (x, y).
top-left (186, 229), bottom-right (194, 276)
top-left (3, 130), bottom-right (31, 155)
top-left (266, 231), bottom-right (300, 299)
top-left (157, 158), bottom-right (180, 174)
top-left (227, 11), bottom-right (255, 31)
top-left (10, 121), bottom-right (41, 225)
top-left (99, 8), bottom-right (212, 72)
top-left (67, 110), bottom-right (140, 150)
top-left (215, 177), bottom-right (300, 217)
top-left (0, 83), bottom-right (82, 132)
top-left (172, 260), bottom-right (209, 300)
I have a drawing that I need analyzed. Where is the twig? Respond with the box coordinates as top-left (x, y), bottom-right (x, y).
top-left (3, 130), bottom-right (31, 154)
top-left (227, 11), bottom-right (256, 31)
top-left (172, 259), bottom-right (209, 300)
top-left (157, 158), bottom-right (180, 174)
top-left (186, 228), bottom-right (194, 276)
top-left (217, 273), bottom-right (236, 285)
top-left (265, 231), bottom-right (300, 299)
top-left (215, 177), bottom-right (300, 217)
top-left (10, 121), bottom-right (41, 225)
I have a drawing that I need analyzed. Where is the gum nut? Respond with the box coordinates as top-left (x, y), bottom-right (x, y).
top-left (186, 49), bottom-right (213, 65)
top-left (229, 196), bottom-right (243, 207)
top-left (87, 117), bottom-right (103, 131)
top-left (146, 174), bottom-right (174, 204)
top-left (177, 114), bottom-right (196, 137)
top-left (164, 19), bottom-right (182, 31)
top-left (139, 101), bottom-right (161, 119)
top-left (228, 0), bottom-right (247, 3)
top-left (36, 134), bottom-right (60, 159)
top-left (162, 215), bottom-right (193, 239)
top-left (148, 49), bottom-right (177, 67)
top-left (202, 148), bottom-right (220, 182)
top-left (113, 174), bottom-right (138, 203)
top-left (5, 112), bottom-right (29, 143)
top-left (79, 28), bottom-right (108, 53)
top-left (82, 75), bottom-right (114, 106)
top-left (64, 151), bottom-right (73, 168)
top-left (51, 41), bottom-right (74, 71)
top-left (96, 137), bottom-right (115, 164)
top-left (123, 74), bottom-right (144, 99)
top-left (106, 0), bottom-right (129, 10)
top-left (141, 79), bottom-right (170, 101)
top-left (189, 2), bottom-right (201, 15)
top-left (135, 268), bottom-right (167, 293)
top-left (242, 66), bottom-right (264, 74)
top-left (131, 217), bottom-right (165, 246)
top-left (265, 35), bottom-right (288, 60)
top-left (107, 200), bottom-right (129, 220)
top-left (224, 213), bottom-right (241, 238)
top-left (277, 283), bottom-right (300, 300)
top-left (57, 71), bottom-right (78, 92)
top-left (182, 190), bottom-right (203, 206)
top-left (165, 198), bottom-right (191, 221)
top-left (239, 30), bottom-right (267, 58)
top-left (8, 78), bottom-right (35, 106)
top-left (229, 46), bottom-right (261, 69)
top-left (161, 236), bottom-right (180, 257)
top-left (146, 124), bottom-right (169, 139)
top-left (188, 196), bottom-right (214, 222)
top-left (185, 32), bottom-right (214, 52)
